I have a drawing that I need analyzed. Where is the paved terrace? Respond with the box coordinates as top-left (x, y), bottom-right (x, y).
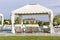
top-left (0, 27), bottom-right (59, 36)
top-left (0, 32), bottom-right (60, 36)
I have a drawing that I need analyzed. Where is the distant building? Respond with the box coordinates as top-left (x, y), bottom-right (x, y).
top-left (23, 18), bottom-right (40, 24)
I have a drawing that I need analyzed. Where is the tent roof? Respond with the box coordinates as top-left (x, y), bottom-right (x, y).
top-left (0, 13), bottom-right (3, 16)
top-left (12, 4), bottom-right (52, 15)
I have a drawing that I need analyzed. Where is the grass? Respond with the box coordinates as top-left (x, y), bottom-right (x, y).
top-left (0, 36), bottom-right (60, 40)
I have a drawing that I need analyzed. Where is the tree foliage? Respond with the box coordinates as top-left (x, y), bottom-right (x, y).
top-left (4, 19), bottom-right (11, 25)
top-left (53, 14), bottom-right (60, 25)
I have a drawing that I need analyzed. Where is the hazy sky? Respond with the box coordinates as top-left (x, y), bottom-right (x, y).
top-left (0, 0), bottom-right (60, 21)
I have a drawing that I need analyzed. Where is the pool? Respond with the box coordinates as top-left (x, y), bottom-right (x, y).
top-left (39, 26), bottom-right (44, 31)
top-left (2, 25), bottom-right (11, 31)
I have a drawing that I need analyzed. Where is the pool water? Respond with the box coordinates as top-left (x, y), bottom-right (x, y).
top-left (39, 26), bottom-right (44, 31)
top-left (2, 26), bottom-right (11, 31)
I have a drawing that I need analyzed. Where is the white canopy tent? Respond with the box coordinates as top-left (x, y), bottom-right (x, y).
top-left (0, 13), bottom-right (4, 27)
top-left (11, 4), bottom-right (54, 34)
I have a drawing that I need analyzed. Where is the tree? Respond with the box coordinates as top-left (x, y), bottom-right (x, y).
top-left (43, 22), bottom-right (50, 26)
top-left (15, 15), bottom-right (22, 24)
top-left (53, 14), bottom-right (60, 26)
top-left (4, 19), bottom-right (11, 25)
top-left (38, 21), bottom-right (43, 26)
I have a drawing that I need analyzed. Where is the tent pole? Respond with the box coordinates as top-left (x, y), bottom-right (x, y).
top-left (11, 13), bottom-right (15, 34)
top-left (2, 15), bottom-right (4, 26)
top-left (49, 11), bottom-right (55, 34)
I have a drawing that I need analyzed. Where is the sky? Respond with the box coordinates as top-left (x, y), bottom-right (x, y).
top-left (0, 0), bottom-right (60, 21)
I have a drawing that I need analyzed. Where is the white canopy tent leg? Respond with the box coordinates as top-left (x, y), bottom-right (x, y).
top-left (49, 11), bottom-right (55, 33)
top-left (2, 15), bottom-right (4, 26)
top-left (0, 14), bottom-right (4, 30)
top-left (11, 13), bottom-right (15, 34)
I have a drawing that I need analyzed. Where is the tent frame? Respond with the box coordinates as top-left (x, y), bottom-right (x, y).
top-left (11, 11), bottom-right (55, 34)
